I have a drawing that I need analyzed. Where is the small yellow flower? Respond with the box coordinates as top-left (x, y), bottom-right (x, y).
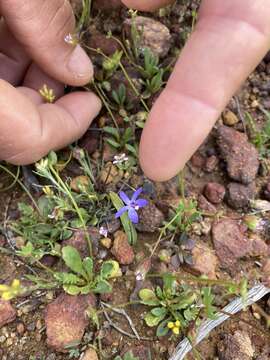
top-left (175, 320), bottom-right (181, 328)
top-left (43, 186), bottom-right (54, 196)
top-left (172, 326), bottom-right (180, 335)
top-left (2, 291), bottom-right (12, 301)
top-left (39, 84), bottom-right (56, 103)
top-left (167, 322), bottom-right (174, 329)
top-left (12, 279), bottom-right (20, 288)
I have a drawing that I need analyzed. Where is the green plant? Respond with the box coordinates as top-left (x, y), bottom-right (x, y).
top-left (103, 50), bottom-right (123, 78)
top-left (103, 126), bottom-right (138, 156)
top-left (112, 84), bottom-right (133, 110)
top-left (139, 273), bottom-right (200, 336)
top-left (114, 351), bottom-right (139, 360)
top-left (53, 246), bottom-right (121, 295)
top-left (164, 198), bottom-right (201, 234)
top-left (246, 110), bottom-right (270, 158)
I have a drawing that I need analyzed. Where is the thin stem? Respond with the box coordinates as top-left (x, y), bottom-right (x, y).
top-left (50, 166), bottom-right (93, 257)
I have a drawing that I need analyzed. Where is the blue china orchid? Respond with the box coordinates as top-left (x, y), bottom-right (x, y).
top-left (115, 187), bottom-right (148, 224)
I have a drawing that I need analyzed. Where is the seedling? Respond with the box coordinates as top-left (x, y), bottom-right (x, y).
top-left (53, 246), bottom-right (121, 295)
top-left (246, 110), bottom-right (270, 159)
top-left (112, 84), bottom-right (133, 110)
top-left (103, 126), bottom-right (138, 156)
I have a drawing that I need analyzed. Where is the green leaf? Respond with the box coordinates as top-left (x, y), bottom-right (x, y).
top-left (62, 246), bottom-right (86, 278)
top-left (139, 289), bottom-right (159, 306)
top-left (83, 257), bottom-right (93, 279)
top-left (156, 319), bottom-right (170, 337)
top-left (125, 143), bottom-right (138, 156)
top-left (144, 313), bottom-right (161, 327)
top-left (48, 151), bottom-right (58, 166)
top-left (93, 279), bottom-right (112, 294)
top-left (105, 138), bottom-right (121, 149)
top-left (101, 260), bottom-right (121, 279)
top-left (63, 284), bottom-right (81, 295)
top-left (109, 192), bottom-right (137, 245)
top-left (103, 126), bottom-right (120, 140)
top-left (54, 272), bottom-right (82, 285)
top-left (163, 273), bottom-right (177, 298)
top-left (37, 195), bottom-right (54, 217)
top-left (151, 307), bottom-right (167, 317)
top-left (201, 287), bottom-right (217, 320)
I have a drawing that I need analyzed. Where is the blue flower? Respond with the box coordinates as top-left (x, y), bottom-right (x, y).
top-left (115, 187), bottom-right (148, 224)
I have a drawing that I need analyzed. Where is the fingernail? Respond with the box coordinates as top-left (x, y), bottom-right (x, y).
top-left (67, 45), bottom-right (92, 79)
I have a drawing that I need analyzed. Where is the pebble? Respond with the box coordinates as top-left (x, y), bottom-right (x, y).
top-left (82, 348), bottom-right (99, 360)
top-left (100, 237), bottom-right (112, 249)
top-left (222, 109), bottom-right (239, 126)
top-left (217, 125), bottom-right (259, 184)
top-left (45, 293), bottom-right (96, 352)
top-left (217, 330), bottom-right (254, 360)
top-left (16, 322), bottom-right (25, 335)
top-left (190, 243), bottom-right (218, 279)
top-left (124, 16), bottom-right (172, 58)
top-left (136, 202), bottom-right (164, 233)
top-left (0, 300), bottom-right (16, 328)
top-left (226, 182), bottom-right (255, 209)
top-left (111, 231), bottom-right (134, 265)
top-left (205, 155), bottom-right (219, 172)
top-left (204, 182), bottom-right (225, 204)
top-left (212, 219), bottom-right (252, 267)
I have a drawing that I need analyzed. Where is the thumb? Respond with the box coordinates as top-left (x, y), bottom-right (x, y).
top-left (0, 0), bottom-right (93, 86)
top-left (122, 0), bottom-right (174, 11)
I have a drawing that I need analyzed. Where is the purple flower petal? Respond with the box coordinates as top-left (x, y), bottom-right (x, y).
top-left (131, 187), bottom-right (143, 202)
top-left (135, 199), bottom-right (148, 208)
top-left (128, 207), bottom-right (139, 223)
top-left (119, 191), bottom-right (131, 205)
top-left (115, 206), bottom-right (129, 219)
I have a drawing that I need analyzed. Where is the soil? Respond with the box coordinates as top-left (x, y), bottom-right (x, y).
top-left (1, 1), bottom-right (270, 359)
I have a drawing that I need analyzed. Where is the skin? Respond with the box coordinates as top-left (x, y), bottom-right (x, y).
top-left (0, 1), bottom-right (270, 181)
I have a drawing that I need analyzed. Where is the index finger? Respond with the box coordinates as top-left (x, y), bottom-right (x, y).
top-left (138, 0), bottom-right (270, 181)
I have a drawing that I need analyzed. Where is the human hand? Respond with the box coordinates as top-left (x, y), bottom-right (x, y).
top-left (122, 0), bottom-right (270, 181)
top-left (0, 0), bottom-right (101, 165)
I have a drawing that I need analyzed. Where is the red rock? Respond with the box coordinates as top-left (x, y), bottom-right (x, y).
top-left (191, 153), bottom-right (206, 168)
top-left (63, 228), bottom-right (100, 258)
top-left (217, 126), bottom-right (259, 184)
top-left (87, 32), bottom-right (121, 56)
top-left (124, 16), bottom-right (172, 58)
top-left (249, 235), bottom-right (269, 257)
top-left (45, 293), bottom-right (96, 352)
top-left (226, 182), bottom-right (255, 209)
top-left (217, 330), bottom-right (254, 360)
top-left (0, 299), bottom-right (16, 328)
top-left (111, 231), bottom-right (134, 265)
top-left (136, 202), bottom-right (164, 233)
top-left (190, 243), bottom-right (218, 279)
top-left (204, 182), bottom-right (225, 204)
top-left (82, 348), bottom-right (99, 360)
top-left (212, 219), bottom-right (252, 267)
top-left (198, 195), bottom-right (217, 214)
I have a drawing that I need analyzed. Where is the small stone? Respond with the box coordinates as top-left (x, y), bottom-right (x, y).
top-left (100, 237), bottom-right (112, 249)
top-left (124, 16), bottom-right (172, 58)
top-left (217, 126), bottom-right (259, 184)
top-left (82, 348), bottom-right (99, 360)
top-left (0, 300), bottom-right (16, 328)
top-left (111, 231), bottom-right (134, 265)
top-left (212, 219), bottom-right (252, 267)
top-left (136, 202), bottom-right (164, 233)
top-left (63, 228), bottom-right (100, 258)
top-left (36, 319), bottom-right (42, 330)
top-left (45, 293), bottom-right (96, 352)
top-left (198, 195), bottom-right (217, 214)
top-left (15, 236), bottom-right (25, 249)
top-left (249, 235), bottom-right (269, 257)
top-left (5, 338), bottom-right (13, 346)
top-left (204, 182), bottom-right (225, 204)
top-left (217, 330), bottom-right (254, 360)
top-left (205, 155), bottom-right (219, 173)
top-left (87, 32), bottom-right (121, 56)
top-left (70, 176), bottom-right (90, 193)
top-left (191, 153), bottom-right (206, 168)
top-left (222, 110), bottom-right (239, 126)
top-left (16, 322), bottom-right (25, 335)
top-left (190, 243), bottom-right (218, 279)
top-left (226, 182), bottom-right (255, 209)
top-left (0, 335), bottom-right (6, 343)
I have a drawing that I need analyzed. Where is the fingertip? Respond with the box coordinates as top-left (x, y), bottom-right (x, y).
top-left (67, 45), bottom-right (94, 86)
